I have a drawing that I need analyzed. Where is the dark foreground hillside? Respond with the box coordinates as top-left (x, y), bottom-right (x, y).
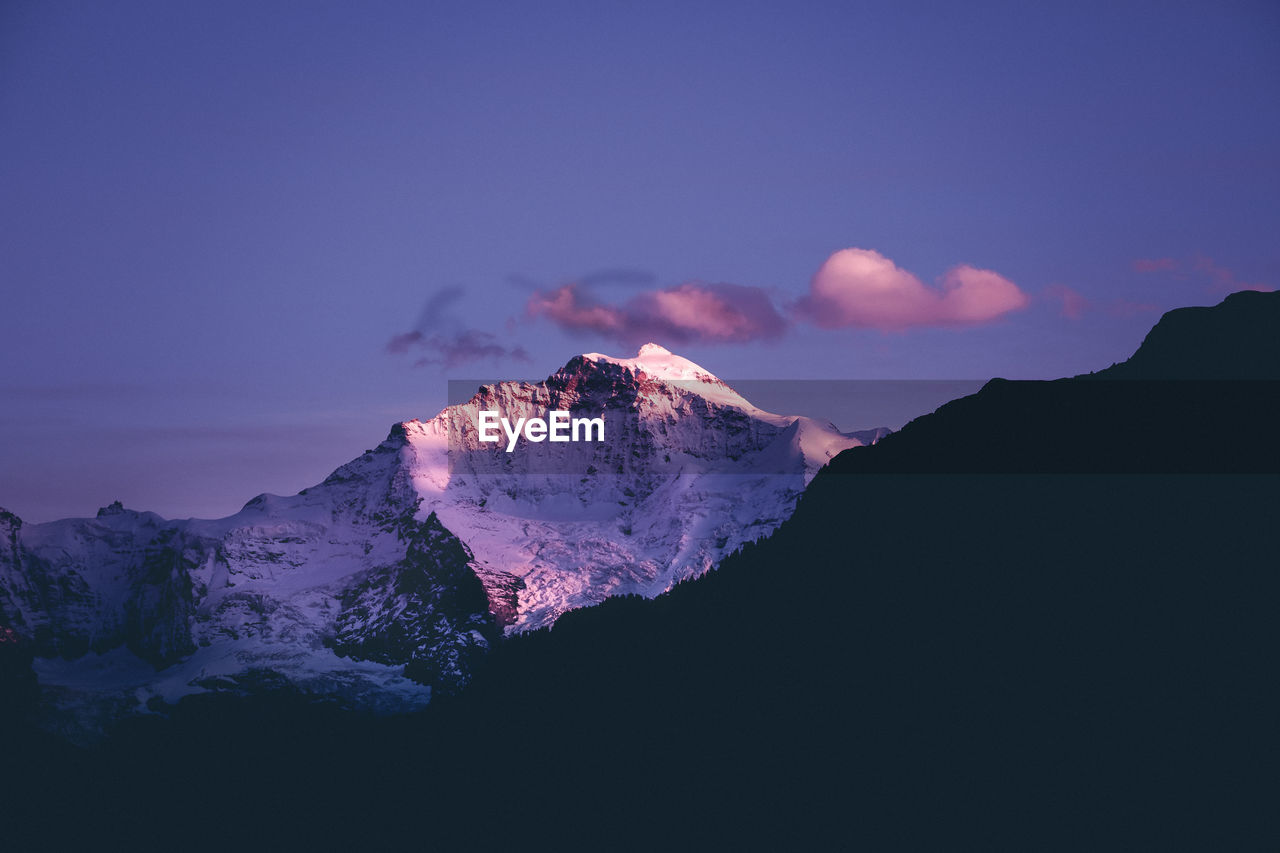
top-left (3, 292), bottom-right (1278, 850)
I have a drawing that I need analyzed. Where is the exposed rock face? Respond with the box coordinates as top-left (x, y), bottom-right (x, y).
top-left (0, 344), bottom-right (883, 727)
top-left (400, 343), bottom-right (878, 630)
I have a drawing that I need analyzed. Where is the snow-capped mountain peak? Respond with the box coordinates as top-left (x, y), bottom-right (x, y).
top-left (581, 342), bottom-right (717, 382)
top-left (393, 348), bottom-right (883, 631)
top-left (577, 342), bottom-right (757, 412)
top-left (1, 346), bottom-right (888, 730)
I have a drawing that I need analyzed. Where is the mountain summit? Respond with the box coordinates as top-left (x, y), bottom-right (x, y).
top-left (375, 344), bottom-right (875, 629)
top-left (0, 346), bottom-right (883, 727)
top-left (582, 342), bottom-right (735, 386)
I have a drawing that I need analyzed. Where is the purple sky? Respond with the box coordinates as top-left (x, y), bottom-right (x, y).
top-left (2, 1), bottom-right (1278, 521)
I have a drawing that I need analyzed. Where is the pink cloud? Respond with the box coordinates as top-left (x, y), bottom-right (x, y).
top-left (1106, 299), bottom-right (1162, 318)
top-left (1191, 254), bottom-right (1274, 293)
top-left (794, 248), bottom-right (1029, 331)
top-left (1044, 284), bottom-right (1090, 320)
top-left (1132, 255), bottom-right (1273, 293)
top-left (526, 283), bottom-right (626, 336)
top-left (1132, 257), bottom-right (1178, 273)
top-left (528, 281), bottom-right (787, 346)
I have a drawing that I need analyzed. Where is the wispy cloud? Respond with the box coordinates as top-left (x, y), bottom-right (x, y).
top-left (1132, 258), bottom-right (1178, 274)
top-left (388, 286), bottom-right (530, 368)
top-left (794, 248), bottom-right (1029, 331)
top-left (1042, 284), bottom-right (1162, 320)
top-left (1191, 255), bottom-right (1273, 293)
top-left (526, 250), bottom-right (1029, 346)
top-left (1133, 255), bottom-right (1273, 293)
top-left (428, 250), bottom-right (1031, 358)
top-left (1043, 284), bottom-right (1090, 320)
top-left (527, 280), bottom-right (787, 346)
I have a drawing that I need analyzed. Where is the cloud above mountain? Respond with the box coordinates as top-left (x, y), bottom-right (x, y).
top-left (1044, 284), bottom-right (1090, 319)
top-left (528, 249), bottom-right (1027, 346)
top-left (395, 250), bottom-right (1029, 366)
top-left (388, 287), bottom-right (530, 368)
top-left (1133, 255), bottom-right (1273, 293)
top-left (794, 248), bottom-right (1030, 331)
top-left (527, 280), bottom-right (788, 346)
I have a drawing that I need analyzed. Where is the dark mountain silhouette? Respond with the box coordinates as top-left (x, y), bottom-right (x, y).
top-left (3, 292), bottom-right (1277, 850)
top-left (0, 344), bottom-right (865, 723)
top-left (1095, 288), bottom-right (1280, 379)
top-left (823, 289), bottom-right (1280, 475)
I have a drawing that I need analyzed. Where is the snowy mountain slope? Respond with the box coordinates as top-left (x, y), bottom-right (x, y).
top-left (393, 344), bottom-right (879, 629)
top-left (0, 344), bottom-right (884, 725)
